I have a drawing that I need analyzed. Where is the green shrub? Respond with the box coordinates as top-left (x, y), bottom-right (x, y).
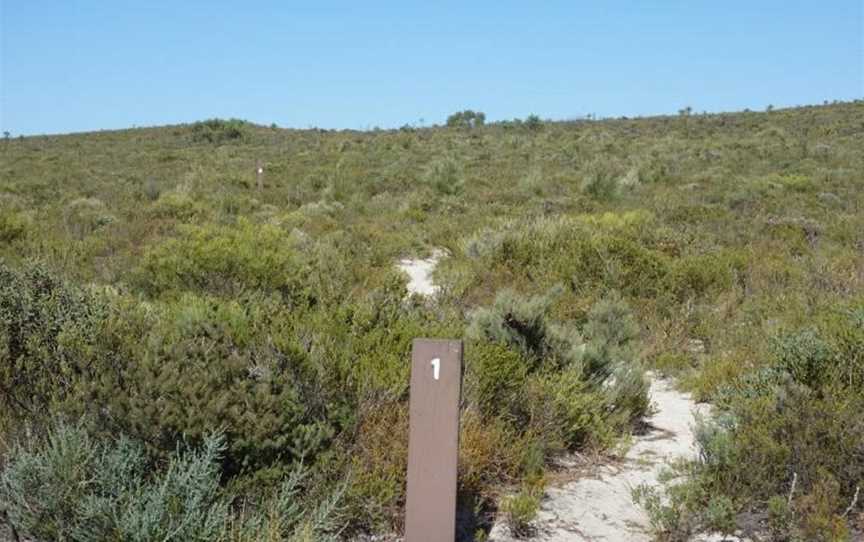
top-left (771, 329), bottom-right (835, 389)
top-left (638, 153), bottom-right (679, 184)
top-left (580, 158), bottom-right (623, 200)
top-left (0, 212), bottom-right (29, 243)
top-left (0, 261), bottom-right (107, 415)
top-left (0, 421), bottom-right (227, 542)
top-left (518, 167), bottom-right (545, 196)
top-left (446, 110), bottom-right (485, 129)
top-left (461, 226), bottom-right (508, 260)
top-left (227, 463), bottom-right (346, 542)
top-left (460, 214), bottom-right (669, 297)
top-left (665, 251), bottom-right (743, 301)
top-left (467, 287), bottom-right (584, 371)
top-left (703, 494), bottom-right (736, 535)
top-left (796, 475), bottom-right (851, 541)
top-left (694, 381), bottom-right (864, 533)
top-left (464, 342), bottom-right (529, 422)
top-left (137, 219), bottom-right (309, 298)
top-left (64, 197), bottom-right (114, 239)
top-left (500, 483), bottom-right (541, 536)
top-left (766, 494), bottom-right (794, 539)
top-left (523, 114), bottom-right (543, 131)
top-left (668, 308), bottom-right (864, 536)
top-left (653, 352), bottom-right (692, 376)
top-left (342, 404), bottom-right (409, 532)
top-left (142, 177), bottom-right (161, 201)
top-left (458, 411), bottom-right (526, 496)
top-left (632, 483), bottom-right (689, 540)
top-left (106, 294), bottom-right (335, 473)
top-left (823, 307), bottom-right (864, 389)
top-left (422, 156), bottom-right (465, 196)
top-left (538, 366), bottom-right (621, 449)
top-left (595, 236), bottom-right (669, 297)
top-left (150, 188), bottom-right (207, 221)
top-left (0, 421), bottom-right (344, 542)
top-left (190, 118), bottom-right (247, 144)
top-left (468, 290), bottom-right (648, 449)
top-left (582, 293), bottom-right (640, 379)
top-left (766, 173), bottom-right (816, 193)
top-left (0, 262), bottom-right (338, 476)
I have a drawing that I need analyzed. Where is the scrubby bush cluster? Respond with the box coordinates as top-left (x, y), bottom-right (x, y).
top-left (1, 101), bottom-right (863, 539)
top-left (422, 156), bottom-right (465, 196)
top-left (0, 258), bottom-right (645, 538)
top-left (446, 110), bottom-right (486, 129)
top-left (0, 422), bottom-right (344, 541)
top-left (190, 118), bottom-right (248, 144)
top-left (467, 287), bottom-right (648, 451)
top-left (635, 310), bottom-right (864, 540)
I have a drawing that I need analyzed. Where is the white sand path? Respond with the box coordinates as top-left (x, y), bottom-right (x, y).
top-left (489, 378), bottom-right (744, 541)
top-left (398, 250), bottom-right (444, 296)
top-left (394, 252), bottom-right (741, 541)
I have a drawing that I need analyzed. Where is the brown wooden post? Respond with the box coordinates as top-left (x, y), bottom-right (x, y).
top-left (405, 339), bottom-right (463, 542)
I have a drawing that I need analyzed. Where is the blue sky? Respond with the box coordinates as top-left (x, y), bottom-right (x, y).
top-left (1, 1), bottom-right (862, 135)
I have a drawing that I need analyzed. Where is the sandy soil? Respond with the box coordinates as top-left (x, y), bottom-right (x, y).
top-left (397, 250), bottom-right (444, 296)
top-left (489, 377), bottom-right (744, 541)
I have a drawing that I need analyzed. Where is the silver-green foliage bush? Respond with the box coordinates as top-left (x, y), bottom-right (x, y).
top-left (582, 294), bottom-right (650, 422)
top-left (0, 422), bottom-right (345, 541)
top-left (467, 288), bottom-right (649, 448)
top-left (771, 329), bottom-right (835, 389)
top-left (468, 286), bottom-right (584, 371)
top-left (0, 422), bottom-right (227, 541)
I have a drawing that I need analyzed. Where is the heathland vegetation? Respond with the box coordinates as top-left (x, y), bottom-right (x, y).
top-left (1, 102), bottom-right (863, 540)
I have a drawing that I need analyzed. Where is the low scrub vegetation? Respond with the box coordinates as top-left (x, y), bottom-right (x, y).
top-left (1, 101), bottom-right (863, 539)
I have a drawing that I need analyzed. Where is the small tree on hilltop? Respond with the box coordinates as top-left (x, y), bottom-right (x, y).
top-left (524, 114), bottom-right (543, 131)
top-left (446, 110), bottom-right (486, 129)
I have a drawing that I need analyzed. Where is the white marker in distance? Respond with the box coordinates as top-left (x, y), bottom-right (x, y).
top-left (430, 358), bottom-right (440, 380)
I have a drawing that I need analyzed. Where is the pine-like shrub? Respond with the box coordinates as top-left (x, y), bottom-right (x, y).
top-left (0, 262), bottom-right (338, 476)
top-left (137, 219), bottom-right (310, 300)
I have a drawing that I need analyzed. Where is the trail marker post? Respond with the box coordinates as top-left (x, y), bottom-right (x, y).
top-left (256, 160), bottom-right (264, 192)
top-left (405, 339), bottom-right (463, 542)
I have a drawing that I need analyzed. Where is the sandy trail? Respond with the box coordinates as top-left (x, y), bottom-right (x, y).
top-left (398, 250), bottom-right (444, 296)
top-left (489, 377), bottom-right (730, 541)
top-left (394, 253), bottom-right (734, 541)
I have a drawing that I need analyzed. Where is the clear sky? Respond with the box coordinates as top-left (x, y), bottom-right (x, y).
top-left (1, 1), bottom-right (862, 135)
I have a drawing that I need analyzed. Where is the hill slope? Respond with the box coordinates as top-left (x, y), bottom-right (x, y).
top-left (1, 102), bottom-right (863, 540)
